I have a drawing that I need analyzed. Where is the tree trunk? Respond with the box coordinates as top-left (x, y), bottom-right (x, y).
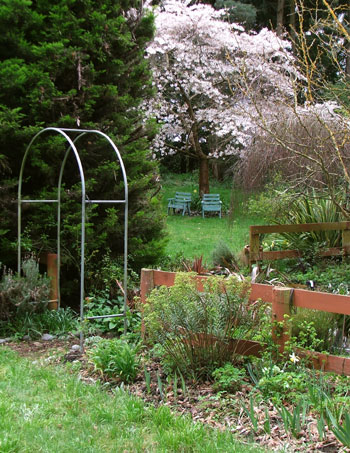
top-left (346, 4), bottom-right (350, 77)
top-left (345, 42), bottom-right (350, 77)
top-left (199, 158), bottom-right (209, 196)
top-left (277, 0), bottom-right (285, 36)
top-left (288, 0), bottom-right (296, 52)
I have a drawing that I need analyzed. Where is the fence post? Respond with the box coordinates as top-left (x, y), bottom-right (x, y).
top-left (342, 228), bottom-right (350, 257)
top-left (140, 268), bottom-right (155, 338)
top-left (272, 287), bottom-right (293, 354)
top-left (249, 227), bottom-right (260, 267)
top-left (47, 253), bottom-right (59, 310)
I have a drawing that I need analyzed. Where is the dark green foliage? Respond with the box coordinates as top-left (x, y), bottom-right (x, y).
top-left (214, 0), bottom-right (257, 28)
top-left (212, 363), bottom-right (246, 392)
top-left (291, 260), bottom-right (350, 295)
top-left (250, 187), bottom-right (345, 256)
top-left (85, 289), bottom-right (141, 338)
top-left (212, 241), bottom-right (239, 271)
top-left (257, 367), bottom-right (308, 403)
top-left (277, 190), bottom-right (344, 251)
top-left (0, 0), bottom-right (167, 292)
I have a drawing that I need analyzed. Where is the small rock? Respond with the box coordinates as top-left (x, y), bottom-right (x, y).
top-left (42, 333), bottom-right (55, 341)
top-left (63, 351), bottom-right (82, 362)
top-left (23, 335), bottom-right (31, 341)
top-left (0, 338), bottom-right (10, 344)
top-left (71, 344), bottom-right (81, 352)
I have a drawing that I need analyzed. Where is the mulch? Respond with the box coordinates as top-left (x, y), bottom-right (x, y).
top-left (2, 338), bottom-right (348, 452)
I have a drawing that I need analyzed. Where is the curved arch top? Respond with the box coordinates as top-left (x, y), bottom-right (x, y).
top-left (18, 127), bottom-right (129, 348)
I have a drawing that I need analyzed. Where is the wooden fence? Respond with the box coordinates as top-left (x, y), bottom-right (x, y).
top-left (140, 268), bottom-right (350, 376)
top-left (246, 221), bottom-right (350, 265)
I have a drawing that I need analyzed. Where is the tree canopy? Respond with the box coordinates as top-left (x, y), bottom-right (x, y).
top-left (144, 0), bottom-right (295, 194)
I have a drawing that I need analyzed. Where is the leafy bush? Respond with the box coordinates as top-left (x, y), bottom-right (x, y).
top-left (0, 0), bottom-right (167, 300)
top-left (86, 251), bottom-right (140, 296)
top-left (0, 258), bottom-right (50, 320)
top-left (212, 363), bottom-right (246, 393)
top-left (257, 366), bottom-right (308, 402)
top-left (0, 307), bottom-right (78, 340)
top-left (143, 273), bottom-right (268, 379)
top-left (157, 252), bottom-right (188, 272)
top-left (87, 338), bottom-right (140, 383)
top-left (289, 309), bottom-right (338, 353)
top-left (85, 290), bottom-right (141, 338)
top-left (290, 261), bottom-right (350, 295)
top-left (247, 176), bottom-right (294, 223)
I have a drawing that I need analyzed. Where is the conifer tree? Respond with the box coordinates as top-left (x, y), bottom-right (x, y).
top-left (0, 0), bottom-right (166, 289)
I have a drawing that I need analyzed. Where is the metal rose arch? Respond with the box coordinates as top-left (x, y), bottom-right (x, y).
top-left (18, 128), bottom-right (128, 349)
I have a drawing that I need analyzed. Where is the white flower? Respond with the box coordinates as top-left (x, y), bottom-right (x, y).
top-left (289, 352), bottom-right (300, 364)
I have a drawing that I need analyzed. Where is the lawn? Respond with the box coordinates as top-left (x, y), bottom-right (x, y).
top-left (0, 347), bottom-right (262, 453)
top-left (161, 172), bottom-right (264, 265)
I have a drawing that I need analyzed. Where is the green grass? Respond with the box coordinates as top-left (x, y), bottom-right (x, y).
top-left (162, 172), bottom-right (264, 265)
top-left (0, 348), bottom-right (263, 452)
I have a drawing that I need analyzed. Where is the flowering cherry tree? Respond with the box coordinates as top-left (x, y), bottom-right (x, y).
top-left (144, 0), bottom-right (295, 194)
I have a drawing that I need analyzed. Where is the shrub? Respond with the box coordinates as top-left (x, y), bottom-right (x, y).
top-left (250, 187), bottom-right (344, 262)
top-left (157, 251), bottom-right (188, 272)
top-left (237, 113), bottom-right (350, 193)
top-left (143, 273), bottom-right (268, 379)
top-left (212, 363), bottom-right (246, 393)
top-left (289, 309), bottom-right (338, 353)
top-left (247, 175), bottom-right (295, 223)
top-left (257, 366), bottom-right (308, 403)
top-left (85, 290), bottom-right (141, 338)
top-left (0, 0), bottom-right (167, 297)
top-left (87, 338), bottom-right (140, 383)
top-left (291, 260), bottom-right (350, 295)
top-left (212, 241), bottom-right (240, 271)
top-left (0, 258), bottom-right (50, 320)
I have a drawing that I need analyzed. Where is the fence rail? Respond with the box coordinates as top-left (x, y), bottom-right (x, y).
top-left (247, 221), bottom-right (350, 264)
top-left (140, 269), bottom-right (350, 376)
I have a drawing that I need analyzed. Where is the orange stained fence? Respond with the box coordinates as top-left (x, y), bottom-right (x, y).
top-left (247, 221), bottom-right (350, 265)
top-left (140, 268), bottom-right (350, 376)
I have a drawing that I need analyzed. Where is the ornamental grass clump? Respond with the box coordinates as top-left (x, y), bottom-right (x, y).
top-left (143, 273), bottom-right (267, 379)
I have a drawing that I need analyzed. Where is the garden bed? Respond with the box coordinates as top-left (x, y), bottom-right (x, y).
top-left (3, 338), bottom-right (348, 452)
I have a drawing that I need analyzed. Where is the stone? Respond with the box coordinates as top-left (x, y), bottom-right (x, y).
top-left (0, 338), bottom-right (10, 344)
top-left (71, 344), bottom-right (81, 352)
top-left (42, 333), bottom-right (55, 341)
top-left (23, 335), bottom-right (31, 341)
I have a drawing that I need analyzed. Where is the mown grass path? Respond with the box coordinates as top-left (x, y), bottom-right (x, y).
top-left (165, 216), bottom-right (258, 264)
top-left (162, 174), bottom-right (263, 264)
top-left (0, 348), bottom-right (262, 452)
